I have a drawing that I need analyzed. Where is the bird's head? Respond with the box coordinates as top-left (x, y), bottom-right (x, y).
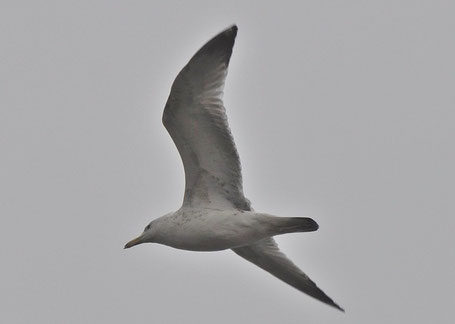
top-left (124, 222), bottom-right (156, 249)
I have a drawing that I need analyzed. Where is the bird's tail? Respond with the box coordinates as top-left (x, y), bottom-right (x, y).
top-left (277, 217), bottom-right (319, 234)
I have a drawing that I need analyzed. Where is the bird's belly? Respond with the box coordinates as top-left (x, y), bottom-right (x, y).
top-left (165, 235), bottom-right (241, 251)
top-left (159, 213), bottom-right (270, 251)
top-left (164, 228), bottom-right (260, 251)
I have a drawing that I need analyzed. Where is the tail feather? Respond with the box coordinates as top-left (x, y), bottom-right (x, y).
top-left (279, 217), bottom-right (319, 234)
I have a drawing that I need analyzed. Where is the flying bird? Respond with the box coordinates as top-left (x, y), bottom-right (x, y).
top-left (125, 25), bottom-right (343, 312)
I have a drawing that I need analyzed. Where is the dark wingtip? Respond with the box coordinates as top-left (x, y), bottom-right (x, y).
top-left (322, 292), bottom-right (344, 312)
top-left (218, 24), bottom-right (237, 48)
top-left (185, 25), bottom-right (238, 68)
top-left (317, 292), bottom-right (344, 312)
top-left (218, 24), bottom-right (238, 44)
top-left (332, 302), bottom-right (345, 312)
top-left (225, 24), bottom-right (238, 36)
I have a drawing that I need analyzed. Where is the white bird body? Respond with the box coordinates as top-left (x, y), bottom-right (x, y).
top-left (149, 209), bottom-right (317, 252)
top-left (125, 25), bottom-right (344, 312)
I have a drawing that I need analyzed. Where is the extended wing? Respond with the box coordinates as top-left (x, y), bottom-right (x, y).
top-left (163, 26), bottom-right (250, 211)
top-left (233, 238), bottom-right (344, 311)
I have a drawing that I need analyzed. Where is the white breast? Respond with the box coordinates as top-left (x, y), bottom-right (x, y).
top-left (154, 209), bottom-right (273, 251)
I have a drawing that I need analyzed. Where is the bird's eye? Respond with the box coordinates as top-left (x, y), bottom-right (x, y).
top-left (144, 225), bottom-right (151, 231)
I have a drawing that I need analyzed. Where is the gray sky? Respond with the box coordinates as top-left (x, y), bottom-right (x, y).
top-left (1, 1), bottom-right (454, 323)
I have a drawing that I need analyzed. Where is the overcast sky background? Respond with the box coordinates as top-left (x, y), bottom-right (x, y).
top-left (1, 1), bottom-right (454, 323)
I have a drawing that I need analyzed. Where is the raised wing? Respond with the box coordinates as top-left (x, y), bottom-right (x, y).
top-left (232, 238), bottom-right (344, 311)
top-left (163, 25), bottom-right (251, 211)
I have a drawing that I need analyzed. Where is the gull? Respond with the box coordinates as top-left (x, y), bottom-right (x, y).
top-left (125, 25), bottom-right (343, 312)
